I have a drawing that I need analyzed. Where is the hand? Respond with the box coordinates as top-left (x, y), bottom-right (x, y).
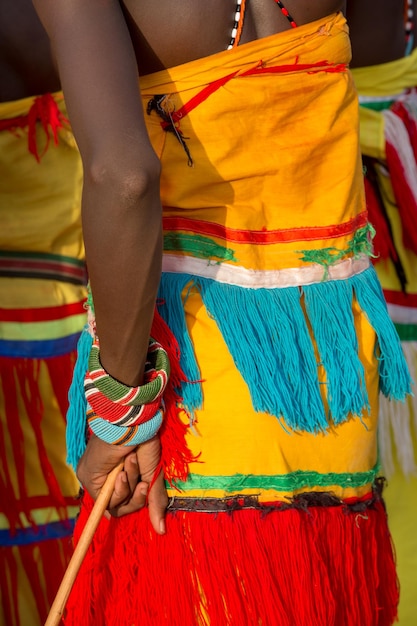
top-left (76, 434), bottom-right (168, 534)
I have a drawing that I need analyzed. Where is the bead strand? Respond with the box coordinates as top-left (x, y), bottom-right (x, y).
top-left (227, 0), bottom-right (244, 50)
top-left (405, 0), bottom-right (414, 53)
top-left (273, 0), bottom-right (298, 28)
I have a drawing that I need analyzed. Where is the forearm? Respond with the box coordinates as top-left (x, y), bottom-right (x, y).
top-left (82, 170), bottom-right (162, 387)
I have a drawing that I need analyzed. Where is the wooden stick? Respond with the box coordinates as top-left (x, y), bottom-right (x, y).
top-left (44, 461), bottom-right (124, 626)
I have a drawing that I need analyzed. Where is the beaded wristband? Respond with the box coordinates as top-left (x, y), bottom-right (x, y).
top-left (87, 338), bottom-right (170, 406)
top-left (87, 406), bottom-right (163, 446)
top-left (84, 376), bottom-right (161, 426)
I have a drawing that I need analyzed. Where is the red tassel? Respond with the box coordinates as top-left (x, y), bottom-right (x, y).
top-left (151, 306), bottom-right (198, 485)
top-left (0, 93), bottom-right (69, 162)
top-left (65, 492), bottom-right (398, 626)
top-left (45, 353), bottom-right (77, 425)
top-left (0, 354), bottom-right (77, 529)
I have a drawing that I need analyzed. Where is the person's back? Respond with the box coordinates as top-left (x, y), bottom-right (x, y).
top-left (117, 0), bottom-right (344, 74)
top-left (347, 0), bottom-right (417, 67)
top-left (33, 2), bottom-right (411, 625)
top-left (0, 3), bottom-right (85, 625)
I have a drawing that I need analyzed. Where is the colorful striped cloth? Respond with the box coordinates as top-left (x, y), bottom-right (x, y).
top-left (0, 92), bottom-right (86, 626)
top-left (353, 49), bottom-right (417, 626)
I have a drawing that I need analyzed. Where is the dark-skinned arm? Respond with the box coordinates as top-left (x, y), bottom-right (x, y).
top-left (32, 0), bottom-right (167, 533)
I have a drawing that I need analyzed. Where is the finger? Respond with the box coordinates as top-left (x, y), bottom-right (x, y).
top-left (147, 469), bottom-right (168, 535)
top-left (109, 480), bottom-right (149, 518)
top-left (107, 470), bottom-right (132, 511)
top-left (123, 451), bottom-right (140, 494)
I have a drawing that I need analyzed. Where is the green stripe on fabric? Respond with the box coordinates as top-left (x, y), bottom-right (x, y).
top-left (360, 101), bottom-right (395, 112)
top-left (164, 232), bottom-right (237, 262)
top-left (170, 466), bottom-right (379, 493)
top-left (298, 224), bottom-right (375, 274)
top-left (395, 323), bottom-right (417, 342)
top-left (0, 249), bottom-right (85, 268)
top-left (1, 314), bottom-right (87, 341)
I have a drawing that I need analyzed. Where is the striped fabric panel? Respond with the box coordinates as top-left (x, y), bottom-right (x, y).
top-left (0, 520), bottom-right (76, 547)
top-left (0, 334), bottom-right (82, 358)
top-left (0, 250), bottom-right (87, 285)
top-left (0, 301), bottom-right (87, 358)
top-left (163, 211), bottom-right (369, 246)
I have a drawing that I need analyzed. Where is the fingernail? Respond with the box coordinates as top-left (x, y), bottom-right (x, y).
top-left (130, 456), bottom-right (138, 465)
top-left (159, 520), bottom-right (166, 534)
top-left (121, 473), bottom-right (127, 483)
top-left (140, 487), bottom-right (148, 496)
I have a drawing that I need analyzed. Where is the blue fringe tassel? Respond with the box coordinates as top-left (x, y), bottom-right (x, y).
top-left (352, 266), bottom-right (413, 401)
top-left (66, 326), bottom-right (93, 470)
top-left (158, 273), bottom-right (203, 414)
top-left (157, 266), bottom-right (412, 433)
top-left (65, 267), bottom-right (413, 457)
top-left (303, 278), bottom-right (369, 422)
top-left (200, 279), bottom-right (328, 432)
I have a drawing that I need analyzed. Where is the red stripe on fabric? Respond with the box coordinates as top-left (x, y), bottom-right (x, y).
top-left (0, 114), bottom-right (28, 131)
top-left (386, 139), bottom-right (417, 254)
top-left (163, 212), bottom-right (369, 245)
top-left (0, 546), bottom-right (20, 625)
top-left (0, 301), bottom-right (86, 323)
top-left (162, 61), bottom-right (346, 131)
top-left (383, 289), bottom-right (417, 307)
top-left (240, 60), bottom-right (348, 77)
top-left (0, 495), bottom-right (79, 518)
top-left (161, 70), bottom-right (240, 129)
top-left (0, 257), bottom-right (84, 278)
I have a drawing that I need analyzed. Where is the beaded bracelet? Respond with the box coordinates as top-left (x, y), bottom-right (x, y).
top-left (87, 406), bottom-right (163, 446)
top-left (84, 375), bottom-right (161, 426)
top-left (87, 338), bottom-right (170, 406)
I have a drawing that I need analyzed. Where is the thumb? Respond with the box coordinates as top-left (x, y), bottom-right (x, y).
top-left (147, 468), bottom-right (168, 535)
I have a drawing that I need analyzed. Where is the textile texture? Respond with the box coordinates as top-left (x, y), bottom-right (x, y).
top-left (66, 14), bottom-right (410, 626)
top-left (0, 92), bottom-right (86, 626)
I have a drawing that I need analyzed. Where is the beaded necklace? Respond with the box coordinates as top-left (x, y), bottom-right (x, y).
top-left (404, 0), bottom-right (415, 55)
top-left (228, 0), bottom-right (298, 50)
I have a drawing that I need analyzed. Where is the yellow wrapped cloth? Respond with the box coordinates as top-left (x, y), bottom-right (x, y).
top-left (0, 92), bottom-right (86, 626)
top-left (66, 14), bottom-right (410, 626)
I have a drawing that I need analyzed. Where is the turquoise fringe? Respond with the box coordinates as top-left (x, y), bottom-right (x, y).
top-left (66, 326), bottom-right (92, 470)
top-left (200, 280), bottom-right (328, 431)
top-left (158, 265), bottom-right (412, 433)
top-left (158, 273), bottom-right (203, 414)
top-left (303, 278), bottom-right (369, 421)
top-left (352, 266), bottom-right (413, 401)
top-left (65, 265), bottom-right (413, 469)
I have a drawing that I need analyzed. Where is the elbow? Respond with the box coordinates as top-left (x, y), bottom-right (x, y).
top-left (84, 151), bottom-right (162, 213)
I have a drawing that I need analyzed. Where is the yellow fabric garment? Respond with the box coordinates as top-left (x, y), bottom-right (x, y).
top-left (353, 48), bottom-right (417, 160)
top-left (0, 92), bottom-right (85, 626)
top-left (141, 13), bottom-right (366, 275)
top-left (137, 13), bottom-right (393, 503)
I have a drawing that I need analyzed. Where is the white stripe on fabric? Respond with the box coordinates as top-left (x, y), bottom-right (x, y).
top-left (162, 254), bottom-right (370, 288)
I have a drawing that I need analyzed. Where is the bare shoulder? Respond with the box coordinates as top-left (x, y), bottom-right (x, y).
top-left (121, 0), bottom-right (345, 74)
